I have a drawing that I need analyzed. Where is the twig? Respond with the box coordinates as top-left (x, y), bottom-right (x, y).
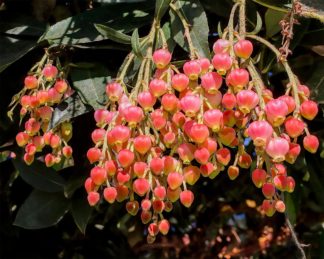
top-left (279, 0), bottom-right (302, 59)
top-left (285, 217), bottom-right (307, 259)
top-left (239, 0), bottom-right (246, 38)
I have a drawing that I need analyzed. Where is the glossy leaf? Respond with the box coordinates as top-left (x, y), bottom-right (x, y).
top-left (14, 190), bottom-right (69, 229)
top-left (284, 192), bottom-right (296, 225)
top-left (247, 11), bottom-right (262, 35)
top-left (155, 0), bottom-right (172, 20)
top-left (265, 9), bottom-right (285, 38)
top-left (170, 0), bottom-right (210, 58)
top-left (94, 24), bottom-right (132, 44)
top-left (12, 157), bottom-right (66, 193)
top-left (0, 12), bottom-right (46, 37)
top-left (40, 3), bottom-right (153, 45)
top-left (131, 29), bottom-right (144, 58)
top-left (50, 93), bottom-right (92, 129)
top-left (71, 193), bottom-right (93, 234)
top-left (64, 174), bottom-right (88, 199)
top-left (70, 63), bottom-right (112, 109)
top-left (162, 22), bottom-right (176, 52)
top-left (0, 36), bottom-right (36, 73)
top-left (251, 0), bottom-right (288, 12)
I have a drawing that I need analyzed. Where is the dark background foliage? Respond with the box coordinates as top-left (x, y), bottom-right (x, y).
top-left (0, 0), bottom-right (324, 258)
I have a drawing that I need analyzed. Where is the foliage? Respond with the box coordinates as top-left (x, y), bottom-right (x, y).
top-left (0, 0), bottom-right (324, 258)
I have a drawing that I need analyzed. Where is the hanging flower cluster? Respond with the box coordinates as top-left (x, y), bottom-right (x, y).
top-left (85, 27), bottom-right (319, 241)
top-left (12, 58), bottom-right (74, 167)
top-left (9, 0), bottom-right (320, 243)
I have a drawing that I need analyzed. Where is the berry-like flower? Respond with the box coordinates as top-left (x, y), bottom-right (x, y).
top-left (171, 73), bottom-right (189, 92)
top-left (180, 95), bottom-right (201, 117)
top-left (24, 75), bottom-right (38, 89)
top-left (266, 137), bottom-right (289, 162)
top-left (213, 39), bottom-right (230, 54)
top-left (54, 79), bottom-right (68, 94)
top-left (251, 169), bottom-right (267, 188)
top-left (201, 72), bottom-right (222, 94)
top-left (153, 49), bottom-right (172, 69)
top-left (303, 134), bottom-right (319, 153)
top-left (123, 106), bottom-right (144, 127)
top-left (203, 109), bottom-right (223, 132)
top-left (234, 39), bottom-right (253, 59)
top-left (226, 69), bottom-right (249, 91)
top-left (180, 190), bottom-right (194, 208)
top-left (42, 64), bottom-right (58, 81)
top-left (137, 91), bottom-right (156, 111)
top-left (212, 53), bottom-right (232, 75)
top-left (300, 100), bottom-right (318, 120)
top-left (247, 121), bottom-right (273, 146)
top-left (222, 92), bottom-right (236, 109)
top-left (183, 60), bottom-right (202, 80)
top-left (265, 99), bottom-right (288, 126)
top-left (149, 79), bottom-right (168, 97)
top-left (284, 117), bottom-right (304, 138)
top-left (236, 90), bottom-right (259, 114)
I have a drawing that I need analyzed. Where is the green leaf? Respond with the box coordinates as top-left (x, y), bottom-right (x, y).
top-left (217, 22), bottom-right (224, 38)
top-left (155, 0), bottom-right (172, 20)
top-left (284, 193), bottom-right (296, 225)
top-left (64, 174), bottom-right (88, 198)
top-left (162, 22), bottom-right (176, 52)
top-left (14, 190), bottom-right (69, 229)
top-left (170, 0), bottom-right (210, 58)
top-left (94, 24), bottom-right (132, 44)
top-left (251, 0), bottom-right (289, 12)
top-left (40, 3), bottom-right (153, 45)
top-left (131, 29), bottom-right (144, 58)
top-left (71, 192), bottom-right (92, 234)
top-left (0, 12), bottom-right (46, 37)
top-left (247, 11), bottom-right (262, 35)
top-left (12, 157), bottom-right (66, 193)
top-left (0, 36), bottom-right (36, 73)
top-left (50, 93), bottom-right (92, 129)
top-left (265, 9), bottom-right (285, 38)
top-left (70, 63), bottom-right (112, 109)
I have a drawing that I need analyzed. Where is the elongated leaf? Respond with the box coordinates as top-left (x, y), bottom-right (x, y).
top-left (284, 193), bottom-right (297, 225)
top-left (247, 11), bottom-right (262, 35)
top-left (265, 9), bottom-right (285, 38)
top-left (64, 174), bottom-right (88, 198)
top-left (131, 29), bottom-right (143, 58)
top-left (14, 190), bottom-right (69, 229)
top-left (50, 93), bottom-right (92, 129)
top-left (170, 0), bottom-right (210, 58)
top-left (71, 193), bottom-right (92, 234)
top-left (162, 22), bottom-right (176, 52)
top-left (70, 63), bottom-right (112, 109)
top-left (0, 36), bottom-right (36, 73)
top-left (155, 0), bottom-right (172, 20)
top-left (40, 3), bottom-right (153, 45)
top-left (94, 24), bottom-right (132, 44)
top-left (0, 12), bottom-right (46, 37)
top-left (12, 158), bottom-right (66, 193)
top-left (251, 0), bottom-right (288, 12)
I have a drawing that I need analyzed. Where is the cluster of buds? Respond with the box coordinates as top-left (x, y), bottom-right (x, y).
top-left (14, 62), bottom-right (73, 166)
